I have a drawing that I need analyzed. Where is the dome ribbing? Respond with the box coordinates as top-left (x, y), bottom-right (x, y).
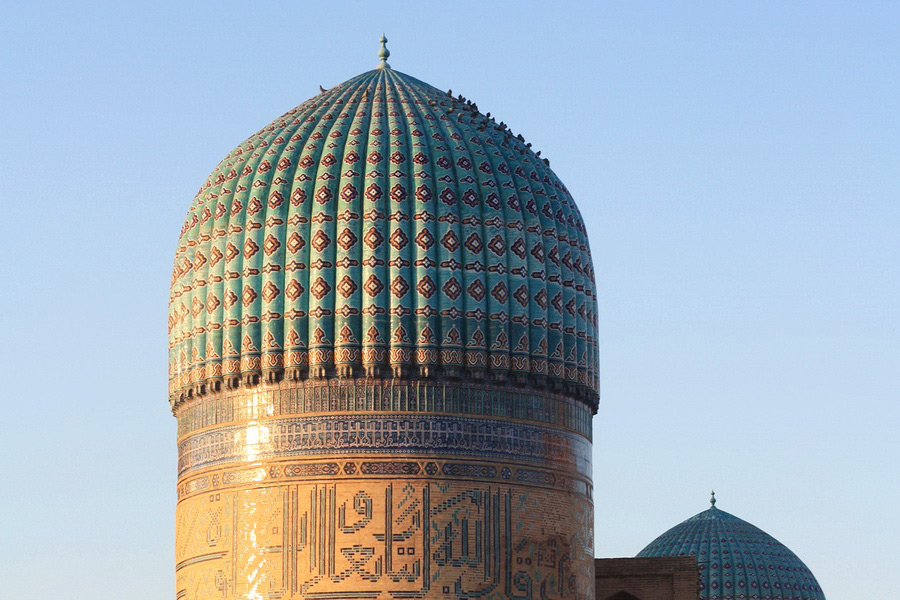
top-left (168, 66), bottom-right (598, 408)
top-left (637, 503), bottom-right (826, 600)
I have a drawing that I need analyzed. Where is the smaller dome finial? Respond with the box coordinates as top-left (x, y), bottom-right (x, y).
top-left (710, 489), bottom-right (717, 507)
top-left (376, 34), bottom-right (391, 70)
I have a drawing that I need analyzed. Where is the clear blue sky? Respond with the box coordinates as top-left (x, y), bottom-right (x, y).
top-left (1, 2), bottom-right (897, 598)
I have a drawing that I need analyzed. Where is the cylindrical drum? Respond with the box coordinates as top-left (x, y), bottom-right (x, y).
top-left (174, 380), bottom-right (594, 599)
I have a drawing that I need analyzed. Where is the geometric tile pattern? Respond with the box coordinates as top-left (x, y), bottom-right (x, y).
top-left (176, 414), bottom-right (593, 477)
top-left (174, 380), bottom-right (594, 439)
top-left (168, 66), bottom-right (599, 409)
top-left (175, 480), bottom-right (595, 600)
top-left (637, 504), bottom-right (826, 600)
top-left (173, 383), bottom-right (595, 600)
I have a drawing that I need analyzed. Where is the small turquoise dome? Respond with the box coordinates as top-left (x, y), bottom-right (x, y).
top-left (637, 499), bottom-right (825, 600)
top-left (169, 55), bottom-right (598, 408)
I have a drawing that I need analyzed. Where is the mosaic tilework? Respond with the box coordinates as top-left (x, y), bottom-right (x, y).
top-left (175, 380), bottom-right (593, 439)
top-left (168, 66), bottom-right (599, 408)
top-left (637, 506), bottom-right (825, 600)
top-left (174, 383), bottom-right (594, 600)
top-left (176, 481), bottom-right (593, 600)
top-left (177, 413), bottom-right (592, 478)
top-left (177, 457), bottom-right (592, 505)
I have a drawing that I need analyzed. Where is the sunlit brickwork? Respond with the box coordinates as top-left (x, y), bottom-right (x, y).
top-left (174, 381), bottom-right (594, 600)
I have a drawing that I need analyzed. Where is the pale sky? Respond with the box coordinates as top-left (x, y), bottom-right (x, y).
top-left (1, 2), bottom-right (897, 598)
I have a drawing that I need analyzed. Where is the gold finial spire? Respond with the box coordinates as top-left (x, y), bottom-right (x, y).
top-left (376, 34), bottom-right (391, 70)
top-left (710, 489), bottom-right (717, 507)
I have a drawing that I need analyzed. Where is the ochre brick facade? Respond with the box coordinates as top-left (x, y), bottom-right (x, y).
top-left (595, 557), bottom-right (699, 600)
top-left (174, 381), bottom-right (595, 599)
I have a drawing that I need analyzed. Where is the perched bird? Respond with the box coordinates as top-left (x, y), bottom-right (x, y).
top-left (319, 85), bottom-right (328, 93)
top-left (516, 134), bottom-right (525, 142)
top-left (536, 151), bottom-right (542, 157)
top-left (447, 89), bottom-right (453, 97)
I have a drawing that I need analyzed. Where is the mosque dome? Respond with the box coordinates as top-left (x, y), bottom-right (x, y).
top-left (168, 44), bottom-right (598, 409)
top-left (637, 494), bottom-right (826, 600)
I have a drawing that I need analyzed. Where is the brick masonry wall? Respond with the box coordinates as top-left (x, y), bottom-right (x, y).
top-left (173, 382), bottom-right (596, 600)
top-left (595, 557), bottom-right (699, 600)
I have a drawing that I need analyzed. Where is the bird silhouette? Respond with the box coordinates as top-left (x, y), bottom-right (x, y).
top-left (319, 85), bottom-right (328, 93)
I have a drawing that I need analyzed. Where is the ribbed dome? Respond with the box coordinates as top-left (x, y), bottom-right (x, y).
top-left (169, 65), bottom-right (598, 408)
top-left (637, 501), bottom-right (825, 600)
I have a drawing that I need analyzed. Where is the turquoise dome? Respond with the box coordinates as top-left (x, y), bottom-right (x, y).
top-left (637, 499), bottom-right (825, 600)
top-left (169, 60), bottom-right (598, 408)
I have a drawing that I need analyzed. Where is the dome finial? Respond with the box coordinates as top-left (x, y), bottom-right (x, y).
top-left (710, 489), bottom-right (717, 507)
top-left (376, 34), bottom-right (391, 70)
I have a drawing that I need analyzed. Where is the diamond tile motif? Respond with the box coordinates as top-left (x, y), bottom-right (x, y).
top-left (169, 64), bottom-right (598, 408)
top-left (311, 231), bottom-right (331, 252)
top-left (416, 275), bottom-right (436, 299)
top-left (441, 230), bottom-right (460, 252)
top-left (336, 228), bottom-right (358, 250)
top-left (263, 234), bottom-right (281, 256)
top-left (390, 275), bottom-right (410, 298)
top-left (415, 228), bottom-right (434, 250)
top-left (363, 227), bottom-right (384, 249)
top-left (285, 280), bottom-right (304, 301)
top-left (389, 229), bottom-right (408, 250)
top-left (442, 277), bottom-right (462, 301)
top-left (363, 274), bottom-right (384, 297)
top-left (467, 279), bottom-right (486, 302)
top-left (337, 275), bottom-right (358, 299)
top-left (310, 277), bottom-right (331, 300)
top-left (463, 233), bottom-right (483, 254)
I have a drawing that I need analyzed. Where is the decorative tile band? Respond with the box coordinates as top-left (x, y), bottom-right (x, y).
top-left (177, 459), bottom-right (593, 503)
top-left (175, 380), bottom-right (593, 439)
top-left (177, 413), bottom-right (592, 478)
top-left (175, 480), bottom-right (595, 600)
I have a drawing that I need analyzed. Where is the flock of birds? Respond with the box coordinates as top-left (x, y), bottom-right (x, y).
top-left (441, 88), bottom-right (550, 167)
top-left (315, 83), bottom-right (551, 167)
